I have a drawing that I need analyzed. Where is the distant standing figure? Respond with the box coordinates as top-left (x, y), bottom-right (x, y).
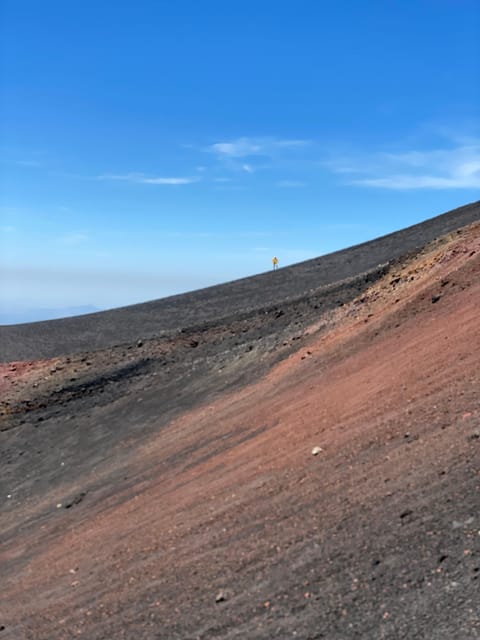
top-left (272, 256), bottom-right (279, 271)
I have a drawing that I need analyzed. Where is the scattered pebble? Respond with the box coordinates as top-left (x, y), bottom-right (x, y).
top-left (311, 446), bottom-right (323, 456)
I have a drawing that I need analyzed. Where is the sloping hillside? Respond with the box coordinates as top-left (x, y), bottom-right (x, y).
top-left (0, 208), bottom-right (479, 639)
top-left (1, 200), bottom-right (479, 361)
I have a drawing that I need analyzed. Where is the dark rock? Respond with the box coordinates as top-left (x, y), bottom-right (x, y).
top-left (64, 492), bottom-right (87, 509)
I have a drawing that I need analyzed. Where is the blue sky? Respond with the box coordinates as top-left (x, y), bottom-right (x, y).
top-left (1, 0), bottom-right (479, 323)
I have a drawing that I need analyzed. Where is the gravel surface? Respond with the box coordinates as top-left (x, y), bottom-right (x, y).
top-left (0, 202), bottom-right (479, 640)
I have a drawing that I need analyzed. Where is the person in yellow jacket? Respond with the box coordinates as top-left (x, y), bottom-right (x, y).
top-left (272, 256), bottom-right (279, 271)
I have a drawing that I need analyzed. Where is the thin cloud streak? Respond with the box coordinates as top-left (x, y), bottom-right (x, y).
top-left (98, 173), bottom-right (198, 185)
top-left (352, 174), bottom-right (480, 189)
top-left (211, 139), bottom-right (262, 157)
top-left (209, 136), bottom-right (310, 158)
top-left (328, 141), bottom-right (480, 190)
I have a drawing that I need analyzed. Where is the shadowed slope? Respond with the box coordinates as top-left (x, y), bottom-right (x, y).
top-left (0, 216), bottom-right (479, 639)
top-left (1, 200), bottom-right (478, 361)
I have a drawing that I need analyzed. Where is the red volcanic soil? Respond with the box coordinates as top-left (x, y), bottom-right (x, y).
top-left (1, 220), bottom-right (480, 639)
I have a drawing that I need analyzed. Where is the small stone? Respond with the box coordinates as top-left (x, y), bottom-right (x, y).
top-left (137, 339), bottom-right (143, 347)
top-left (431, 294), bottom-right (442, 304)
top-left (311, 446), bottom-right (323, 456)
top-left (215, 591), bottom-right (227, 603)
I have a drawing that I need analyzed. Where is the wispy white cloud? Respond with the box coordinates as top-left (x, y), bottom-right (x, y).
top-left (208, 136), bottom-right (311, 178)
top-left (142, 177), bottom-right (198, 185)
top-left (327, 140), bottom-right (480, 190)
top-left (209, 136), bottom-right (310, 158)
top-left (98, 173), bottom-right (198, 185)
top-left (211, 138), bottom-right (263, 158)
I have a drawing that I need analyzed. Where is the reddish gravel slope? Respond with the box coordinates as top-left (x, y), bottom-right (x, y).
top-left (0, 213), bottom-right (479, 639)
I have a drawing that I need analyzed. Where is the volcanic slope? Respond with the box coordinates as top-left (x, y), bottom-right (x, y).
top-left (0, 210), bottom-right (480, 639)
top-left (1, 199), bottom-right (479, 362)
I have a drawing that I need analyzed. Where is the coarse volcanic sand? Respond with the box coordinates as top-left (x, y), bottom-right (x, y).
top-left (1, 223), bottom-right (480, 639)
